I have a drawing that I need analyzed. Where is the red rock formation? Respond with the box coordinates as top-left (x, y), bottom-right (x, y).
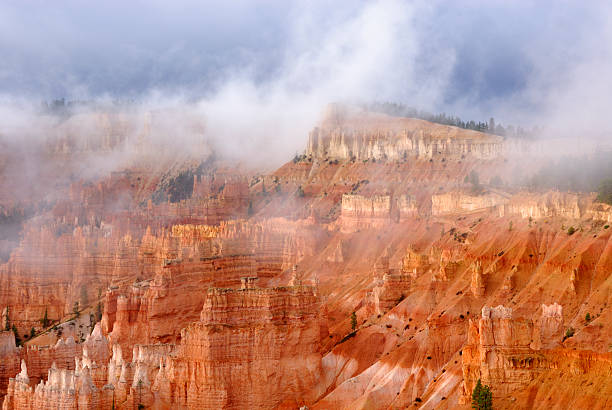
top-left (2, 324), bottom-right (112, 409)
top-left (0, 332), bottom-right (19, 396)
top-left (340, 193), bottom-right (417, 232)
top-left (460, 304), bottom-right (612, 409)
top-left (401, 246), bottom-right (430, 277)
top-left (0, 224), bottom-right (146, 335)
top-left (586, 200), bottom-right (612, 222)
top-left (470, 261), bottom-right (486, 297)
top-left (432, 191), bottom-right (509, 215)
top-left (21, 337), bottom-right (81, 386)
top-left (152, 284), bottom-right (327, 409)
top-left (2, 109), bottom-right (612, 409)
top-left (2, 360), bottom-right (112, 410)
top-left (500, 191), bottom-right (588, 219)
top-left (340, 194), bottom-right (393, 232)
top-left (367, 273), bottom-right (412, 315)
top-left (102, 218), bottom-right (323, 352)
top-left (306, 109), bottom-right (504, 162)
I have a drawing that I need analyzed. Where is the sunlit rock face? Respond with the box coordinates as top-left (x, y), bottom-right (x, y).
top-left (0, 332), bottom-right (19, 397)
top-left (1, 110), bottom-right (612, 409)
top-left (432, 191), bottom-right (509, 215)
top-left (460, 304), bottom-right (612, 409)
top-left (499, 191), bottom-right (587, 219)
top-left (3, 284), bottom-right (326, 410)
top-left (305, 110), bottom-right (504, 162)
top-left (152, 284), bottom-right (327, 409)
top-left (340, 193), bottom-right (418, 233)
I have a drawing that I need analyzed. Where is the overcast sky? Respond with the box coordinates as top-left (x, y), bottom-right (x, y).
top-left (1, 1), bottom-right (611, 130)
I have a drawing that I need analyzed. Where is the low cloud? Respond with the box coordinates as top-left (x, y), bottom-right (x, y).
top-left (0, 0), bottom-right (611, 171)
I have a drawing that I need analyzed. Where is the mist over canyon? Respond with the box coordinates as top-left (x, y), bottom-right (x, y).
top-left (0, 1), bottom-right (611, 409)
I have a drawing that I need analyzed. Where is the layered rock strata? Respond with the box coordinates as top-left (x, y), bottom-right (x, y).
top-left (340, 194), bottom-right (416, 232)
top-left (152, 284), bottom-right (327, 409)
top-left (461, 304), bottom-right (565, 399)
top-left (305, 111), bottom-right (504, 161)
top-left (432, 191), bottom-right (510, 215)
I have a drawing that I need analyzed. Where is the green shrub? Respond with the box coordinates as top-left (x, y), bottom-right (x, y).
top-left (471, 379), bottom-right (493, 410)
top-left (567, 226), bottom-right (576, 235)
top-left (585, 313), bottom-right (591, 322)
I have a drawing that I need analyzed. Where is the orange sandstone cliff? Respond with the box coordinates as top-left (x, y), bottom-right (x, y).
top-left (0, 109), bottom-right (611, 409)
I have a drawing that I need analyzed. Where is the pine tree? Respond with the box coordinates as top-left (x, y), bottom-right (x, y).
top-left (247, 200), bottom-right (254, 216)
top-left (4, 306), bottom-right (9, 331)
top-left (350, 312), bottom-right (357, 331)
top-left (11, 324), bottom-right (21, 346)
top-left (480, 385), bottom-right (493, 410)
top-left (472, 378), bottom-right (493, 410)
top-left (96, 301), bottom-right (103, 322)
top-left (41, 307), bottom-right (49, 328)
top-left (95, 288), bottom-right (103, 322)
top-left (80, 285), bottom-right (89, 307)
top-left (471, 379), bottom-right (483, 409)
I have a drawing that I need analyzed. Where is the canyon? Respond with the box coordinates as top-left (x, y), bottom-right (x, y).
top-left (0, 107), bottom-right (610, 409)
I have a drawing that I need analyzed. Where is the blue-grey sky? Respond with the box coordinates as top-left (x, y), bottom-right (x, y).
top-left (1, 0), bottom-right (611, 131)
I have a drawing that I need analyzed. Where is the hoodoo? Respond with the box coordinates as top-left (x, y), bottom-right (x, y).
top-left (2, 0), bottom-right (612, 403)
top-left (1, 108), bottom-right (612, 409)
